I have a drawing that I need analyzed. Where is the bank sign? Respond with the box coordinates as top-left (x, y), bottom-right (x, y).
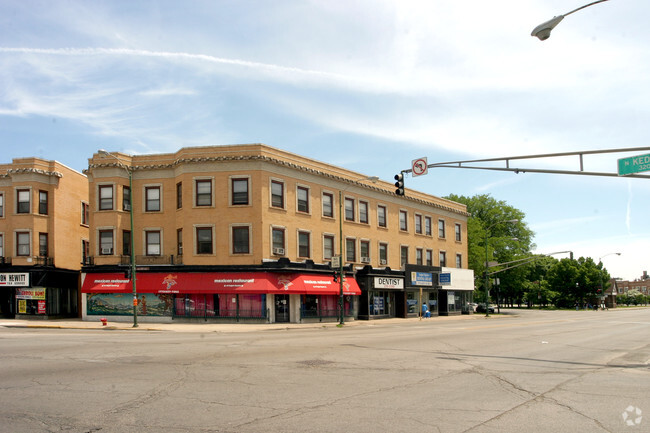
top-left (0, 273), bottom-right (29, 287)
top-left (374, 277), bottom-right (404, 290)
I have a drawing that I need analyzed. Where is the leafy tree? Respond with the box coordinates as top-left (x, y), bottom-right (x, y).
top-left (445, 194), bottom-right (535, 304)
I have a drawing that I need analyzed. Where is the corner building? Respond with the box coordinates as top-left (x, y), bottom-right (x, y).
top-left (81, 144), bottom-right (470, 323)
top-left (0, 158), bottom-right (88, 319)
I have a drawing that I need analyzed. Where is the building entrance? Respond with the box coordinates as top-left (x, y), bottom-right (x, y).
top-left (275, 294), bottom-right (290, 323)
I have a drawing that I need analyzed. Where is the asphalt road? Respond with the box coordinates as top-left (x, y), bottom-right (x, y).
top-left (0, 309), bottom-right (648, 433)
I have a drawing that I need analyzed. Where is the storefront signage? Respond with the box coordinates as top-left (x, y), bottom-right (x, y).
top-left (374, 277), bottom-right (404, 289)
top-left (16, 288), bottom-right (46, 300)
top-left (410, 272), bottom-right (433, 287)
top-left (38, 301), bottom-right (46, 314)
top-left (0, 272), bottom-right (30, 287)
top-left (439, 273), bottom-right (452, 285)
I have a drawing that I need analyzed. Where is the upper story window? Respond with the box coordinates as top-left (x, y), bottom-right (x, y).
top-left (416, 248), bottom-right (423, 265)
top-left (195, 179), bottom-right (212, 207)
top-left (377, 205), bottom-right (387, 228)
top-left (415, 214), bottom-right (422, 234)
top-left (176, 182), bottom-right (182, 209)
top-left (359, 201), bottom-right (369, 224)
top-left (272, 227), bottom-right (285, 254)
top-left (425, 216), bottom-right (432, 236)
top-left (322, 192), bottom-right (334, 218)
top-left (345, 238), bottom-right (356, 262)
top-left (297, 186), bottom-right (309, 213)
top-left (0, 193), bottom-right (3, 217)
top-left (360, 240), bottom-right (370, 261)
top-left (122, 230), bottom-right (131, 256)
top-left (232, 178), bottom-right (249, 206)
top-left (16, 232), bottom-right (30, 256)
top-left (145, 186), bottom-right (161, 212)
top-left (145, 230), bottom-right (161, 256)
top-left (438, 219), bottom-right (446, 238)
top-left (400, 246), bottom-right (408, 267)
top-left (426, 249), bottom-right (433, 266)
top-left (455, 223), bottom-right (462, 242)
top-left (344, 198), bottom-right (355, 221)
top-left (38, 191), bottom-right (48, 215)
top-left (17, 189), bottom-right (31, 214)
top-left (98, 185), bottom-right (113, 211)
top-left (271, 180), bottom-right (284, 209)
top-left (379, 243), bottom-right (388, 265)
top-left (196, 227), bottom-right (213, 254)
top-left (456, 253), bottom-right (462, 268)
top-left (232, 226), bottom-right (251, 254)
top-left (123, 186), bottom-right (131, 211)
top-left (298, 231), bottom-right (310, 258)
top-left (399, 210), bottom-right (408, 231)
top-left (177, 229), bottom-right (183, 256)
top-left (99, 230), bottom-right (113, 255)
top-left (323, 234), bottom-right (335, 260)
top-left (39, 233), bottom-right (48, 257)
top-left (0, 234), bottom-right (3, 257)
top-left (439, 251), bottom-right (447, 267)
top-left (81, 202), bottom-right (89, 226)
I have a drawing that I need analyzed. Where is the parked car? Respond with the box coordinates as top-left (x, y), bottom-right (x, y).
top-left (475, 303), bottom-right (495, 314)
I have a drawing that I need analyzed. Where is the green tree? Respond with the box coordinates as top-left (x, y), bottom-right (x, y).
top-left (445, 194), bottom-right (535, 304)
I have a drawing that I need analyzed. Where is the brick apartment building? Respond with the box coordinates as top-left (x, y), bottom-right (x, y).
top-left (0, 158), bottom-right (88, 318)
top-left (80, 144), bottom-right (472, 323)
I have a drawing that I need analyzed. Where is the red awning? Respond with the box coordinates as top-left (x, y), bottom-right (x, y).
top-left (82, 273), bottom-right (131, 293)
top-left (82, 272), bottom-right (361, 296)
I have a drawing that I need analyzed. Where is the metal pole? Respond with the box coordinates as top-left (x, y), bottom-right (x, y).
top-left (129, 169), bottom-right (138, 328)
top-left (484, 231), bottom-right (490, 318)
top-left (339, 190), bottom-right (344, 325)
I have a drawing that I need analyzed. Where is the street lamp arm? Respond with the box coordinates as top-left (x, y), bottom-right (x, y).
top-left (532, 0), bottom-right (610, 41)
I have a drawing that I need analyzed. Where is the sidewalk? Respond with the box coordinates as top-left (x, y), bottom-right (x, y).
top-left (0, 312), bottom-right (496, 333)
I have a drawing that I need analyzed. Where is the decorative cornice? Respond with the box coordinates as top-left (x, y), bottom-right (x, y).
top-left (88, 154), bottom-right (470, 217)
top-left (6, 168), bottom-right (63, 178)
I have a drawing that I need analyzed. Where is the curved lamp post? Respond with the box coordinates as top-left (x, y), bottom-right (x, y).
top-left (98, 150), bottom-right (138, 328)
top-left (531, 0), bottom-right (610, 41)
top-left (484, 219), bottom-right (518, 317)
top-left (598, 252), bottom-right (621, 306)
top-left (338, 176), bottom-right (379, 325)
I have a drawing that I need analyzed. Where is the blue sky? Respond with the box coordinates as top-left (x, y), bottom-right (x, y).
top-left (1, 0), bottom-right (649, 280)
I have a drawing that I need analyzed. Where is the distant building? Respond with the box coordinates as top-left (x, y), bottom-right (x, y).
top-left (81, 144), bottom-right (471, 323)
top-left (606, 272), bottom-right (649, 307)
top-left (0, 158), bottom-right (88, 318)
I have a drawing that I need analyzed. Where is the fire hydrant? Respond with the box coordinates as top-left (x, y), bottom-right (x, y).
top-left (100, 318), bottom-right (107, 326)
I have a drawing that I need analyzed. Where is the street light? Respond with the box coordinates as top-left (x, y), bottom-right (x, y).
top-left (599, 252), bottom-right (621, 307)
top-left (338, 175), bottom-right (379, 325)
top-left (484, 219), bottom-right (518, 317)
top-left (98, 150), bottom-right (138, 328)
top-left (531, 0), bottom-right (610, 41)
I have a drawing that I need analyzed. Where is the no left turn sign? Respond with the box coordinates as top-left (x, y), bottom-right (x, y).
top-left (412, 157), bottom-right (428, 177)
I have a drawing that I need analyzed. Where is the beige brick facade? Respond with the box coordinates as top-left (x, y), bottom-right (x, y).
top-left (85, 144), bottom-right (469, 270)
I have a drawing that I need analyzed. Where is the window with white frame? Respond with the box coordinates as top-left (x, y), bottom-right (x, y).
top-left (98, 185), bottom-right (113, 211)
top-left (99, 230), bottom-right (113, 255)
top-left (379, 243), bottom-right (388, 265)
top-left (145, 230), bottom-right (161, 256)
top-left (123, 186), bottom-right (131, 211)
top-left (415, 214), bottom-right (422, 234)
top-left (399, 210), bottom-right (408, 231)
top-left (17, 189), bottom-right (31, 214)
top-left (271, 180), bottom-right (284, 208)
top-left (323, 234), bottom-right (335, 260)
top-left (345, 238), bottom-right (356, 262)
top-left (145, 186), bottom-right (161, 212)
top-left (196, 227), bottom-right (213, 254)
top-left (272, 227), bottom-right (285, 254)
top-left (232, 226), bottom-right (251, 254)
top-left (17, 232), bottom-right (30, 256)
top-left (195, 179), bottom-right (212, 207)
top-left (322, 192), bottom-right (334, 218)
top-left (344, 197), bottom-right (355, 221)
top-left (360, 240), bottom-right (370, 262)
top-left (359, 201), bottom-right (369, 224)
top-left (438, 219), bottom-right (446, 238)
top-left (425, 216), bottom-right (432, 236)
top-left (298, 231), bottom-right (310, 258)
top-left (455, 223), bottom-right (462, 242)
top-left (231, 178), bottom-right (249, 206)
top-left (377, 205), bottom-right (387, 228)
top-left (297, 186), bottom-right (310, 213)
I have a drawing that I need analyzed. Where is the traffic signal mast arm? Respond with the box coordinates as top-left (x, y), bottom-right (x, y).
top-left (400, 147), bottom-right (650, 179)
top-left (487, 251), bottom-right (573, 276)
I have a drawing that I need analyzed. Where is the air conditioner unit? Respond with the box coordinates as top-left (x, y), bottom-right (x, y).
top-left (273, 247), bottom-right (285, 256)
top-left (380, 259), bottom-right (387, 266)
top-left (361, 257), bottom-right (370, 264)
top-left (101, 248), bottom-right (113, 255)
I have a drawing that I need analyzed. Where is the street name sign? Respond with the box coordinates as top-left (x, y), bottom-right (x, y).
top-left (618, 153), bottom-right (650, 176)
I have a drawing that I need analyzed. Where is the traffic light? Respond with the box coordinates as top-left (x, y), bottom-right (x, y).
top-left (394, 173), bottom-right (405, 196)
